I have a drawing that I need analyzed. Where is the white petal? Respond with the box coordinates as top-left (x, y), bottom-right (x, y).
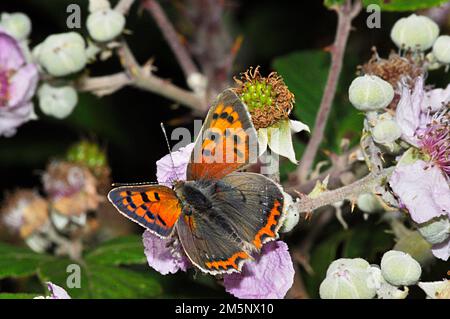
top-left (257, 128), bottom-right (268, 157)
top-left (267, 119), bottom-right (298, 164)
top-left (290, 119), bottom-right (310, 133)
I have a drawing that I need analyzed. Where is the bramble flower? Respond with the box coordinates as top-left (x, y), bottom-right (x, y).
top-left (144, 144), bottom-right (294, 298)
top-left (234, 67), bottom-right (309, 163)
top-left (156, 143), bottom-right (195, 186)
top-left (0, 31), bottom-right (38, 137)
top-left (389, 160), bottom-right (450, 224)
top-left (143, 230), bottom-right (190, 275)
top-left (430, 238), bottom-right (450, 261)
top-left (34, 282), bottom-right (71, 299)
top-left (223, 241), bottom-right (294, 299)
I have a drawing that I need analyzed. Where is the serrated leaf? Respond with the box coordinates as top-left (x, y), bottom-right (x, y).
top-left (0, 243), bottom-right (48, 279)
top-left (37, 257), bottom-right (162, 298)
top-left (363, 0), bottom-right (448, 11)
top-left (84, 235), bottom-right (146, 266)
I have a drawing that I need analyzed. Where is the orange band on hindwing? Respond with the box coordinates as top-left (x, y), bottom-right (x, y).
top-left (205, 251), bottom-right (251, 271)
top-left (253, 199), bottom-right (283, 249)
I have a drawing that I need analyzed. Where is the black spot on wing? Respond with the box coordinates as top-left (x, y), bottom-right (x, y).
top-left (154, 192), bottom-right (160, 201)
top-left (141, 192), bottom-right (151, 203)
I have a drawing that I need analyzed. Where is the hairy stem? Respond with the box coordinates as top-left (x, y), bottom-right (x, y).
top-left (297, 0), bottom-right (362, 182)
top-left (295, 167), bottom-right (393, 213)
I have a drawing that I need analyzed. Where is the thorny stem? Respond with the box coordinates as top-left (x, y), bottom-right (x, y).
top-left (295, 167), bottom-right (393, 214)
top-left (297, 0), bottom-right (362, 183)
top-left (142, 0), bottom-right (200, 79)
top-left (77, 42), bottom-right (206, 111)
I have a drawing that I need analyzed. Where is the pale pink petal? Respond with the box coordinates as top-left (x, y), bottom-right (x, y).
top-left (223, 241), bottom-right (294, 299)
top-left (423, 84), bottom-right (450, 113)
top-left (0, 32), bottom-right (24, 70)
top-left (47, 282), bottom-right (71, 299)
top-left (395, 77), bottom-right (424, 147)
top-left (0, 102), bottom-right (35, 137)
top-left (142, 230), bottom-right (190, 275)
top-left (156, 143), bottom-right (194, 186)
top-left (389, 160), bottom-right (450, 224)
top-left (431, 238), bottom-right (450, 261)
top-left (8, 63), bottom-right (38, 107)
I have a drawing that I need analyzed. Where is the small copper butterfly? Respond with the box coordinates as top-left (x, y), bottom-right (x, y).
top-left (108, 89), bottom-right (286, 274)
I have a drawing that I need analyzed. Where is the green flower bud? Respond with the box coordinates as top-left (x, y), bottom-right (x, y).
top-left (0, 12), bottom-right (31, 40)
top-left (372, 119), bottom-right (402, 145)
top-left (279, 192), bottom-right (299, 233)
top-left (38, 84), bottom-right (78, 119)
top-left (319, 258), bottom-right (377, 299)
top-left (432, 35), bottom-right (450, 64)
top-left (357, 193), bottom-right (384, 214)
top-left (390, 14), bottom-right (439, 51)
top-left (417, 216), bottom-right (450, 245)
top-left (349, 75), bottom-right (394, 111)
top-left (381, 250), bottom-right (422, 286)
top-left (36, 32), bottom-right (87, 77)
top-left (66, 141), bottom-right (107, 170)
top-left (87, 9), bottom-right (125, 42)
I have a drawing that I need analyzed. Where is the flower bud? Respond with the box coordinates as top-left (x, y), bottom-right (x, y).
top-left (370, 266), bottom-right (409, 299)
top-left (432, 35), bottom-right (450, 64)
top-left (357, 193), bottom-right (384, 214)
top-left (38, 84), bottom-right (78, 119)
top-left (187, 72), bottom-right (208, 97)
top-left (417, 216), bottom-right (450, 245)
top-left (390, 14), bottom-right (439, 51)
top-left (372, 119), bottom-right (402, 144)
top-left (89, 0), bottom-right (111, 13)
top-left (349, 75), bottom-right (394, 111)
top-left (279, 192), bottom-right (299, 233)
top-left (319, 258), bottom-right (377, 299)
top-left (36, 32), bottom-right (87, 76)
top-left (87, 9), bottom-right (125, 42)
top-left (381, 250), bottom-right (422, 286)
top-left (0, 12), bottom-right (31, 40)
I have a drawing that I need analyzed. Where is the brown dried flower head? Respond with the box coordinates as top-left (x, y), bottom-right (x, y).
top-left (233, 66), bottom-right (295, 129)
top-left (42, 160), bottom-right (102, 216)
top-left (360, 48), bottom-right (424, 89)
top-left (1, 189), bottom-right (49, 238)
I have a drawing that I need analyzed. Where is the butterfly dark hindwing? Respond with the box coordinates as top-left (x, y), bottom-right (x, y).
top-left (176, 172), bottom-right (285, 274)
top-left (108, 185), bottom-right (182, 238)
top-left (187, 89), bottom-right (258, 181)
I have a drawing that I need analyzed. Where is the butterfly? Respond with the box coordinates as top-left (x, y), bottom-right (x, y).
top-left (108, 89), bottom-right (286, 275)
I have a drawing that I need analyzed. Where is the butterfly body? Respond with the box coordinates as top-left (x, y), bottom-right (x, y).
top-left (108, 89), bottom-right (286, 275)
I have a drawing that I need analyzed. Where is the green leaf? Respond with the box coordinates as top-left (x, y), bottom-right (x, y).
top-left (37, 257), bottom-right (162, 298)
top-left (325, 0), bottom-right (447, 11)
top-left (273, 50), bottom-right (330, 129)
top-left (273, 50), bottom-right (363, 155)
top-left (84, 235), bottom-right (146, 266)
top-left (0, 243), bottom-right (48, 279)
top-left (363, 0), bottom-right (448, 11)
top-left (0, 293), bottom-right (38, 299)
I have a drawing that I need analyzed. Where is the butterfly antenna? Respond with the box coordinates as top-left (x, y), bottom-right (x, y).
top-left (160, 122), bottom-right (180, 180)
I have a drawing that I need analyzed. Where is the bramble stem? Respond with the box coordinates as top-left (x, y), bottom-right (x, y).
top-left (297, 0), bottom-right (362, 182)
top-left (295, 167), bottom-right (393, 213)
top-left (142, 0), bottom-right (200, 78)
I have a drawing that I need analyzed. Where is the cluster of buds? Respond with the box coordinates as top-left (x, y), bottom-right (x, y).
top-left (320, 250), bottom-right (421, 299)
top-left (0, 141), bottom-right (110, 256)
top-left (350, 13), bottom-right (450, 264)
